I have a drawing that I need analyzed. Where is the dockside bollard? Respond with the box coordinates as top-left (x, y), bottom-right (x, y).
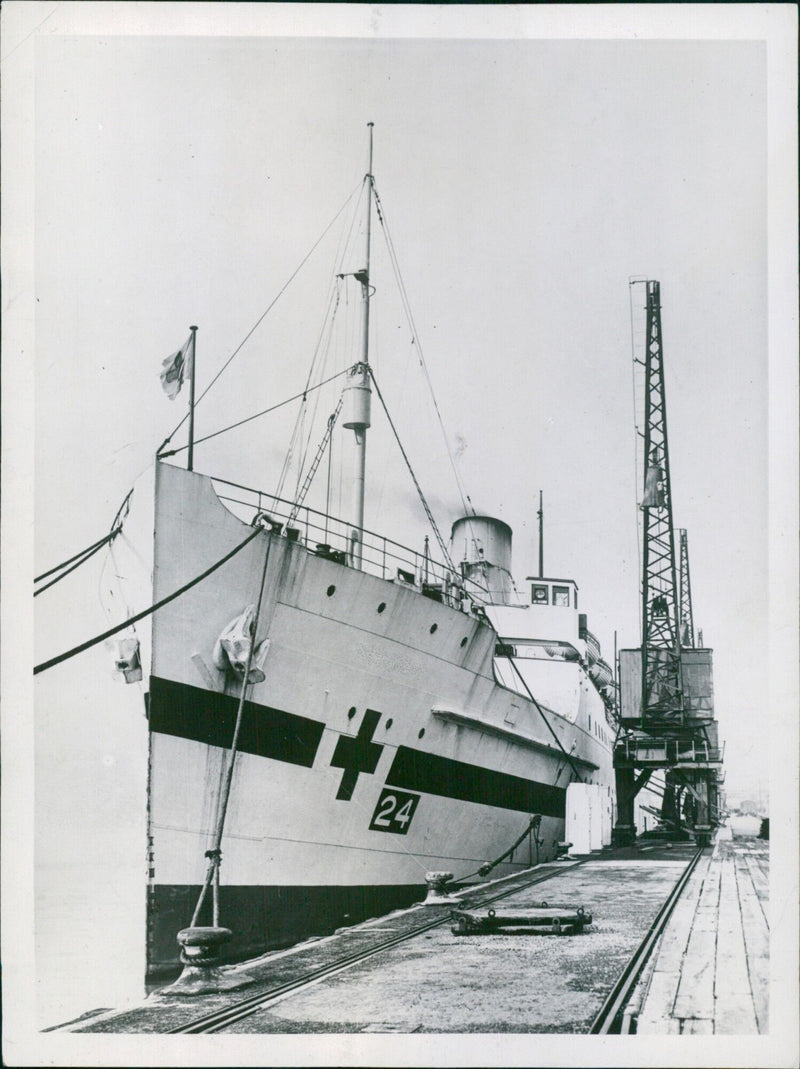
top-left (161, 926), bottom-right (246, 996)
top-left (424, 871), bottom-right (454, 903)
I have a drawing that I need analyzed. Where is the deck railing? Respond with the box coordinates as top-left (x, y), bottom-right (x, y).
top-left (210, 475), bottom-right (489, 609)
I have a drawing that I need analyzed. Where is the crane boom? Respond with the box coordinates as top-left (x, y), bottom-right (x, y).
top-left (678, 528), bottom-right (696, 648)
top-left (640, 280), bottom-right (683, 724)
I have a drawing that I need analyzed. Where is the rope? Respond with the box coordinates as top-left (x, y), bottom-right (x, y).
top-left (367, 366), bottom-right (457, 577)
top-left (156, 181), bottom-right (362, 456)
top-left (505, 655), bottom-right (585, 783)
top-left (372, 182), bottom-right (474, 521)
top-left (190, 535), bottom-right (273, 928)
top-left (457, 814), bottom-right (543, 883)
top-left (35, 488), bottom-right (133, 585)
top-left (293, 288), bottom-right (343, 494)
top-left (34, 528), bottom-right (261, 676)
top-left (275, 284), bottom-right (342, 505)
top-left (35, 529), bottom-right (120, 587)
top-left (158, 367), bottom-right (351, 457)
top-left (34, 530), bottom-right (122, 597)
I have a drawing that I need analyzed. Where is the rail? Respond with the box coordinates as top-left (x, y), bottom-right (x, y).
top-left (589, 846), bottom-right (705, 1034)
top-left (210, 474), bottom-right (491, 608)
top-left (163, 861), bottom-right (589, 1035)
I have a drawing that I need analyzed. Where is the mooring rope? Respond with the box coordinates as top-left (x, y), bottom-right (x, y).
top-left (35, 488), bottom-right (134, 593)
top-left (34, 529), bottom-right (122, 595)
top-left (34, 528), bottom-right (262, 675)
top-left (190, 535), bottom-right (274, 928)
top-left (456, 813), bottom-right (543, 883)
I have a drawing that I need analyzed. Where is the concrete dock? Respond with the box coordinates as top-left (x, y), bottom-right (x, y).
top-left (69, 844), bottom-right (696, 1035)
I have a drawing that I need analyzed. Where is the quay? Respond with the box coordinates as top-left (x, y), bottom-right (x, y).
top-left (58, 834), bottom-right (769, 1036)
top-left (634, 825), bottom-right (769, 1034)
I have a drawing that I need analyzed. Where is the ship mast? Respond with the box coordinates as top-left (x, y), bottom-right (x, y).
top-left (343, 122), bottom-right (375, 569)
top-left (537, 490), bottom-right (544, 578)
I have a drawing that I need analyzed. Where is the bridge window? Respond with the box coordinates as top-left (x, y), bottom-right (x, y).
top-left (553, 585), bottom-right (570, 607)
top-left (532, 585), bottom-right (548, 605)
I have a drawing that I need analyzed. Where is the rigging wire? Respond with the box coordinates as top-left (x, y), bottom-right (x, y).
top-left (287, 398), bottom-right (344, 529)
top-left (504, 655), bottom-right (586, 784)
top-left (298, 289), bottom-right (343, 467)
top-left (158, 367), bottom-right (352, 456)
top-left (276, 177), bottom-right (368, 503)
top-left (372, 181), bottom-right (475, 521)
top-left (34, 528), bottom-right (261, 676)
top-left (277, 282), bottom-right (343, 504)
top-left (156, 180), bottom-right (363, 457)
top-left (368, 366), bottom-right (456, 577)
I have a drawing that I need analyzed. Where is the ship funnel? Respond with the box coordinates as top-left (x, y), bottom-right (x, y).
top-left (451, 515), bottom-right (515, 605)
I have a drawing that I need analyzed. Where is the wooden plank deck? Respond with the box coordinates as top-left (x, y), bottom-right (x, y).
top-left (636, 826), bottom-right (769, 1035)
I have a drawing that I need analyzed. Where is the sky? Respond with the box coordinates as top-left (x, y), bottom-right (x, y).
top-left (3, 3), bottom-right (797, 1065)
top-left (33, 30), bottom-right (770, 790)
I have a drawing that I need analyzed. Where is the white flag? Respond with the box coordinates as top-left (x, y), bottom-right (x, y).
top-left (160, 335), bottom-right (193, 400)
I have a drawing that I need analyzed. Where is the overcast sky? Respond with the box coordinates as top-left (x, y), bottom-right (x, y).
top-left (33, 29), bottom-right (770, 791)
top-left (4, 3), bottom-right (797, 1064)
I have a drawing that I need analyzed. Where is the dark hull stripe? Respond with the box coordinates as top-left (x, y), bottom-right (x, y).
top-left (148, 676), bottom-right (325, 768)
top-left (147, 678), bottom-right (565, 815)
top-left (386, 745), bottom-right (566, 818)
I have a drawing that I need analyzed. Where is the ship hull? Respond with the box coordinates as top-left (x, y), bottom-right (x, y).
top-left (121, 464), bottom-right (615, 978)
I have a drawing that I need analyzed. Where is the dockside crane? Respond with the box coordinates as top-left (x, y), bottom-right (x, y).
top-left (613, 281), bottom-right (724, 847)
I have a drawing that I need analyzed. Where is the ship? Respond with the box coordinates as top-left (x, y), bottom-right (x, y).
top-left (64, 129), bottom-right (623, 982)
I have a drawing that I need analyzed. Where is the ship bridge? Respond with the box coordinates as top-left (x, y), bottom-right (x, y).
top-left (449, 513), bottom-right (614, 724)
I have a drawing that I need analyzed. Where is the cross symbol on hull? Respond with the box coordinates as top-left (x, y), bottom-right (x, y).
top-left (330, 709), bottom-right (384, 801)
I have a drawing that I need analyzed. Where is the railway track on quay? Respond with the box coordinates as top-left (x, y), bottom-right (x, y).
top-left (589, 845), bottom-right (705, 1034)
top-left (165, 861), bottom-right (592, 1035)
top-left (71, 844), bottom-right (705, 1035)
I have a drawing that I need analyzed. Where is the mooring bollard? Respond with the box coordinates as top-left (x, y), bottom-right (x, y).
top-left (160, 926), bottom-right (245, 996)
top-left (424, 871), bottom-right (454, 903)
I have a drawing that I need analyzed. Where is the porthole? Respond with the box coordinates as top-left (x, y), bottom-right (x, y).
top-left (386, 718), bottom-right (393, 730)
top-left (460, 637), bottom-right (468, 648)
top-left (418, 728), bottom-right (425, 739)
top-left (377, 602), bottom-right (386, 614)
top-left (327, 585), bottom-right (336, 597)
top-left (429, 623), bottom-right (438, 634)
top-left (347, 707), bottom-right (357, 720)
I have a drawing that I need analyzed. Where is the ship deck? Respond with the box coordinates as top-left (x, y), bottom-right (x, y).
top-left (55, 831), bottom-right (768, 1038)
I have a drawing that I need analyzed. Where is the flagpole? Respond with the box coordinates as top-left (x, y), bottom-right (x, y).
top-left (188, 325), bottom-right (198, 471)
top-left (537, 490), bottom-right (544, 579)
